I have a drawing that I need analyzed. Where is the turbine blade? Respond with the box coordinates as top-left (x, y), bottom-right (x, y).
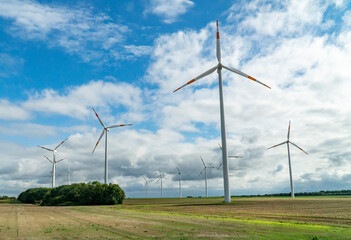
top-left (218, 162), bottom-right (223, 169)
top-left (176, 167), bottom-right (180, 173)
top-left (107, 124), bottom-right (133, 129)
top-left (54, 137), bottom-right (69, 150)
top-left (92, 130), bottom-right (105, 153)
top-left (92, 107), bottom-right (106, 128)
top-left (56, 158), bottom-right (66, 163)
top-left (38, 146), bottom-right (53, 152)
top-left (228, 156), bottom-right (242, 158)
top-left (173, 66), bottom-right (218, 92)
top-left (216, 20), bottom-right (221, 63)
top-left (287, 120), bottom-right (291, 140)
top-left (44, 156), bottom-right (53, 163)
top-left (218, 143), bottom-right (222, 150)
top-left (199, 167), bottom-right (205, 176)
top-left (267, 141), bottom-right (287, 150)
top-left (200, 156), bottom-right (206, 167)
top-left (156, 178), bottom-right (161, 183)
top-left (289, 141), bottom-right (309, 155)
top-left (222, 65), bottom-right (271, 89)
top-left (142, 176), bottom-right (147, 182)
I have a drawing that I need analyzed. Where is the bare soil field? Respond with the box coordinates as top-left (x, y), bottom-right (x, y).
top-left (1, 196), bottom-right (351, 239)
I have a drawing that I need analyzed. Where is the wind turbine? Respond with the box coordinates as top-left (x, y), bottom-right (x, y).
top-left (91, 107), bottom-right (132, 184)
top-left (267, 121), bottom-right (308, 198)
top-left (38, 137), bottom-right (69, 188)
top-left (156, 170), bottom-right (167, 198)
top-left (44, 155), bottom-right (66, 187)
top-left (176, 167), bottom-right (182, 198)
top-left (217, 143), bottom-right (242, 169)
top-left (67, 165), bottom-right (71, 185)
top-left (142, 177), bottom-right (153, 198)
top-left (199, 156), bottom-right (215, 198)
top-left (173, 20), bottom-right (270, 202)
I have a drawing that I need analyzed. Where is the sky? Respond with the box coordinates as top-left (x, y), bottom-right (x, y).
top-left (1, 0), bottom-right (351, 198)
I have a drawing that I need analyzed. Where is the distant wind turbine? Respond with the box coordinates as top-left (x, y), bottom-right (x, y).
top-left (44, 156), bottom-right (66, 187)
top-left (143, 177), bottom-right (153, 198)
top-left (267, 121), bottom-right (308, 198)
top-left (173, 20), bottom-right (270, 203)
top-left (38, 137), bottom-right (69, 188)
top-left (218, 143), bottom-right (242, 169)
top-left (156, 170), bottom-right (167, 198)
top-left (91, 107), bottom-right (132, 184)
top-left (67, 165), bottom-right (71, 185)
top-left (176, 167), bottom-right (182, 198)
top-left (199, 156), bottom-right (215, 198)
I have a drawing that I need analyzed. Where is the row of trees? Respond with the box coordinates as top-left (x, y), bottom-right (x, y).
top-left (18, 181), bottom-right (125, 206)
top-left (237, 190), bottom-right (351, 197)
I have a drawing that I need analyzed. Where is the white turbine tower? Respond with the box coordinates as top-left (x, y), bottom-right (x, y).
top-left (267, 121), bottom-right (308, 198)
top-left (199, 156), bottom-right (215, 198)
top-left (143, 177), bottom-right (153, 198)
top-left (156, 170), bottom-right (167, 198)
top-left (176, 167), bottom-right (182, 198)
top-left (91, 107), bottom-right (132, 184)
top-left (173, 20), bottom-right (270, 202)
top-left (38, 137), bottom-right (69, 188)
top-left (218, 143), bottom-right (242, 169)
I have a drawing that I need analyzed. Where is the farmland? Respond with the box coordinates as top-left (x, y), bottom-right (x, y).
top-left (1, 197), bottom-right (351, 239)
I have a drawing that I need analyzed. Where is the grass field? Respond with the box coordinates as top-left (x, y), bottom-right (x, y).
top-left (1, 196), bottom-right (351, 239)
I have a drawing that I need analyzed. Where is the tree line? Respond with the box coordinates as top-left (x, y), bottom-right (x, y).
top-left (18, 181), bottom-right (125, 206)
top-left (236, 190), bottom-right (351, 197)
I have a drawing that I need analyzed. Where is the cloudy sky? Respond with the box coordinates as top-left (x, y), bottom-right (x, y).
top-left (1, 0), bottom-right (351, 198)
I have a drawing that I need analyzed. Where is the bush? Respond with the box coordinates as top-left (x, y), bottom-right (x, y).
top-left (18, 182), bottom-right (125, 206)
top-left (18, 188), bottom-right (50, 204)
top-left (40, 181), bottom-right (125, 206)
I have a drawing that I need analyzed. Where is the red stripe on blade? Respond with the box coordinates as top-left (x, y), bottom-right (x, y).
top-left (248, 76), bottom-right (257, 81)
top-left (187, 79), bottom-right (195, 85)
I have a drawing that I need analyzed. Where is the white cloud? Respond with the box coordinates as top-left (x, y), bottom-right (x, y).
top-left (227, 0), bottom-right (328, 36)
top-left (0, 99), bottom-right (30, 120)
top-left (124, 45), bottom-right (153, 57)
top-left (343, 10), bottom-right (351, 26)
top-left (0, 0), bottom-right (130, 63)
top-left (0, 53), bottom-right (25, 78)
top-left (0, 123), bottom-right (57, 138)
top-left (23, 80), bottom-right (143, 121)
top-left (145, 0), bottom-right (194, 23)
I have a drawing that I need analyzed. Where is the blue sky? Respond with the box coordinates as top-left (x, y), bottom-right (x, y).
top-left (1, 0), bottom-right (351, 198)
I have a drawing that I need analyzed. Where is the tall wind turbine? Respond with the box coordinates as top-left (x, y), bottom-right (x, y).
top-left (176, 167), bottom-right (182, 198)
top-left (38, 137), bottom-right (69, 188)
top-left (218, 143), bottom-right (242, 169)
top-left (267, 121), bottom-right (308, 198)
top-left (199, 156), bottom-right (215, 198)
top-left (142, 177), bottom-right (153, 198)
top-left (173, 21), bottom-right (270, 202)
top-left (91, 107), bottom-right (132, 184)
top-left (156, 170), bottom-right (167, 198)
